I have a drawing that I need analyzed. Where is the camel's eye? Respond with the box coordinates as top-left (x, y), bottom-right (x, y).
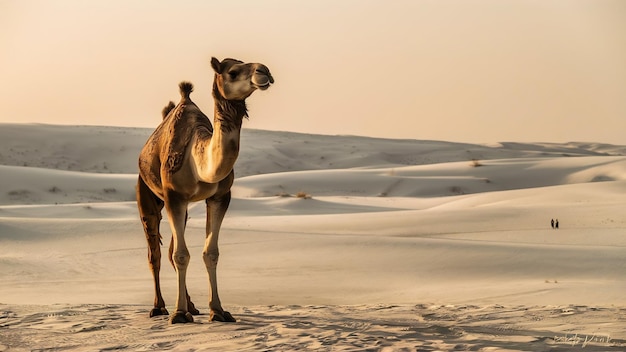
top-left (228, 70), bottom-right (239, 79)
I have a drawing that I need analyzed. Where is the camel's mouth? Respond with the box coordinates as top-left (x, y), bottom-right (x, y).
top-left (253, 76), bottom-right (273, 90)
top-left (256, 81), bottom-right (271, 90)
top-left (252, 67), bottom-right (274, 91)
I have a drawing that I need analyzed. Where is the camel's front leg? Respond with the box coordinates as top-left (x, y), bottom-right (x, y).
top-left (167, 212), bottom-right (200, 316)
top-left (165, 194), bottom-right (194, 324)
top-left (203, 191), bottom-right (236, 322)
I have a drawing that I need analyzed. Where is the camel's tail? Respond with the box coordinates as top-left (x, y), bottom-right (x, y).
top-left (161, 101), bottom-right (175, 120)
top-left (179, 81), bottom-right (194, 100)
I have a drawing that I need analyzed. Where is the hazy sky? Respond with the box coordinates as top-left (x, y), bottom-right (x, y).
top-left (2, 0), bottom-right (625, 144)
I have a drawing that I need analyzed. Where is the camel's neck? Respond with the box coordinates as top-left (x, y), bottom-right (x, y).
top-left (192, 88), bottom-right (247, 184)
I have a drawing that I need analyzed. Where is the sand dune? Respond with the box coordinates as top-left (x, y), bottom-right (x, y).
top-left (1, 303), bottom-right (624, 351)
top-left (0, 124), bottom-right (625, 351)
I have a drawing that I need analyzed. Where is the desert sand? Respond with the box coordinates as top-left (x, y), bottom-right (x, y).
top-left (0, 123), bottom-right (625, 351)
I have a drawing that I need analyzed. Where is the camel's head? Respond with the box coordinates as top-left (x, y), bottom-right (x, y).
top-left (211, 57), bottom-right (274, 100)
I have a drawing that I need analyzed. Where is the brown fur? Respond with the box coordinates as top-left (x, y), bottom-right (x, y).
top-left (213, 80), bottom-right (248, 132)
top-left (161, 101), bottom-right (176, 120)
top-left (136, 57), bottom-right (273, 323)
top-left (140, 83), bottom-right (214, 180)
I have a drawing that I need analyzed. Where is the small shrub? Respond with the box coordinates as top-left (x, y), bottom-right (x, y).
top-left (103, 188), bottom-right (117, 194)
top-left (49, 186), bottom-right (61, 193)
top-left (296, 191), bottom-right (311, 199)
top-left (8, 190), bottom-right (29, 196)
top-left (470, 159), bottom-right (483, 167)
top-left (449, 186), bottom-right (464, 195)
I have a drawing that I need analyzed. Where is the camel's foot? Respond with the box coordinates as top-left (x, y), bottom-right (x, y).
top-left (170, 311), bottom-right (194, 324)
top-left (210, 309), bottom-right (236, 322)
top-left (150, 307), bottom-right (169, 318)
top-left (187, 300), bottom-right (200, 316)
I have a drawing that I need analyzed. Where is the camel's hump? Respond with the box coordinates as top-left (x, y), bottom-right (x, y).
top-left (179, 82), bottom-right (193, 100)
top-left (164, 104), bottom-right (213, 175)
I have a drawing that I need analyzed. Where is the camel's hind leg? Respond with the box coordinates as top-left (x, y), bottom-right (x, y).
top-left (136, 176), bottom-right (168, 317)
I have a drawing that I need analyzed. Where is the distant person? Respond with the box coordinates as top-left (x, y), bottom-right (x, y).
top-left (551, 219), bottom-right (555, 229)
top-left (555, 219), bottom-right (559, 229)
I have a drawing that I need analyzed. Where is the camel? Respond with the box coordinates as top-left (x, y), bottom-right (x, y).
top-left (136, 57), bottom-right (274, 324)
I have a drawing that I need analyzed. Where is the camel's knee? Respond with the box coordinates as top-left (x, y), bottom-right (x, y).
top-left (173, 250), bottom-right (190, 268)
top-left (203, 250), bottom-right (219, 268)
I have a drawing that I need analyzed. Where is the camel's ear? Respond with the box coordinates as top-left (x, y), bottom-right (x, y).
top-left (210, 57), bottom-right (222, 74)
